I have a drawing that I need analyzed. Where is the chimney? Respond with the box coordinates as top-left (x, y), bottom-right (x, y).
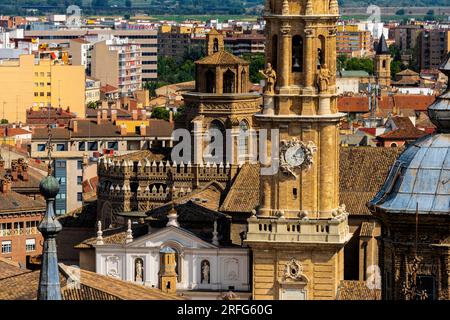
top-left (102, 109), bottom-right (108, 122)
top-left (116, 99), bottom-right (122, 109)
top-left (120, 123), bottom-right (127, 136)
top-left (140, 123), bottom-right (147, 136)
top-left (20, 160), bottom-right (29, 181)
top-left (97, 110), bottom-right (101, 124)
top-left (11, 160), bottom-right (18, 181)
top-left (132, 109), bottom-right (138, 120)
top-left (72, 120), bottom-right (78, 133)
top-left (0, 178), bottom-right (11, 194)
top-left (140, 109), bottom-right (147, 120)
top-left (111, 109), bottom-right (117, 123)
top-left (101, 100), bottom-right (108, 109)
top-left (169, 111), bottom-right (174, 123)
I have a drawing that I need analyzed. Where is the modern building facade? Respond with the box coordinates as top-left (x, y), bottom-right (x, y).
top-left (0, 54), bottom-right (85, 123)
top-left (418, 29), bottom-right (450, 71)
top-left (337, 24), bottom-right (372, 58)
top-left (25, 29), bottom-right (158, 82)
top-left (91, 38), bottom-right (142, 97)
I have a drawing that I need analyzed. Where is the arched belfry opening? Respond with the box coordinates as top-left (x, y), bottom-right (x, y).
top-left (318, 35), bottom-right (326, 69)
top-left (292, 35), bottom-right (303, 72)
top-left (223, 69), bottom-right (236, 94)
top-left (213, 38), bottom-right (219, 53)
top-left (207, 28), bottom-right (224, 55)
top-left (205, 69), bottom-right (216, 93)
top-left (271, 34), bottom-right (278, 70)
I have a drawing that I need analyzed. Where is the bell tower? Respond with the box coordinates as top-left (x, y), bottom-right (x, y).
top-left (245, 0), bottom-right (350, 300)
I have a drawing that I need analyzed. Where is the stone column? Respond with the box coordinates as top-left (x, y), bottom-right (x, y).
top-left (319, 123), bottom-right (338, 218)
top-left (305, 28), bottom-right (314, 89)
top-left (279, 22), bottom-right (291, 88)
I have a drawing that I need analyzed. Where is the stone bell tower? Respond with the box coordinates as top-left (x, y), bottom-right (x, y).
top-left (245, 0), bottom-right (350, 300)
top-left (374, 34), bottom-right (392, 89)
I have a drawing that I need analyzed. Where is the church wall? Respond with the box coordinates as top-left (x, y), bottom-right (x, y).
top-left (94, 246), bottom-right (250, 293)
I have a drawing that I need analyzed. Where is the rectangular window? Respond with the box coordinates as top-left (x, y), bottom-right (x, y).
top-left (25, 239), bottom-right (36, 252)
top-left (108, 141), bottom-right (118, 150)
top-left (78, 141), bottom-right (86, 151)
top-left (77, 192), bottom-right (83, 202)
top-left (25, 221), bottom-right (38, 235)
top-left (77, 176), bottom-right (82, 185)
top-left (1, 241), bottom-right (11, 254)
top-left (34, 92), bottom-right (39, 97)
top-left (37, 144), bottom-right (46, 151)
top-left (56, 143), bottom-right (66, 151)
top-left (77, 160), bottom-right (83, 170)
top-left (88, 141), bottom-right (98, 151)
top-left (13, 222), bottom-right (24, 235)
top-left (55, 160), bottom-right (66, 168)
top-left (40, 72), bottom-right (44, 77)
top-left (0, 223), bottom-right (12, 236)
top-left (40, 92), bottom-right (44, 97)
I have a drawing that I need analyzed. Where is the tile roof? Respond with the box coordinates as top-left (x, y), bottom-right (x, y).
top-left (196, 50), bottom-right (249, 65)
top-left (100, 84), bottom-right (118, 93)
top-left (74, 224), bottom-right (149, 249)
top-left (336, 280), bottom-right (381, 300)
top-left (0, 263), bottom-right (183, 300)
top-left (0, 189), bottom-right (45, 214)
top-left (339, 147), bottom-right (404, 215)
top-left (360, 221), bottom-right (375, 237)
top-left (338, 95), bottom-right (436, 113)
top-left (378, 116), bottom-right (427, 140)
top-left (220, 163), bottom-right (260, 213)
top-left (0, 258), bottom-right (30, 280)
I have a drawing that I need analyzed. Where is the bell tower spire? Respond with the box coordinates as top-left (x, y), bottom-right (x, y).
top-left (246, 0), bottom-right (349, 300)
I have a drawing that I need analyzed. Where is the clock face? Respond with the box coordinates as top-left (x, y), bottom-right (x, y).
top-left (285, 146), bottom-right (305, 168)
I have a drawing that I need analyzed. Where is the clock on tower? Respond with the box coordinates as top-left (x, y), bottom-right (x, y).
top-left (245, 0), bottom-right (350, 300)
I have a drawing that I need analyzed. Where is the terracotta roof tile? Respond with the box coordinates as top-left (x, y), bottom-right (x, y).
top-left (360, 221), bottom-right (375, 237)
top-left (0, 189), bottom-right (45, 214)
top-left (220, 164), bottom-right (260, 213)
top-left (0, 258), bottom-right (30, 280)
top-left (196, 50), bottom-right (249, 65)
top-left (339, 147), bottom-right (404, 215)
top-left (0, 263), bottom-right (183, 300)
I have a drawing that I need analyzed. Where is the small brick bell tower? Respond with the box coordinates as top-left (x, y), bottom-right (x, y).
top-left (159, 247), bottom-right (177, 294)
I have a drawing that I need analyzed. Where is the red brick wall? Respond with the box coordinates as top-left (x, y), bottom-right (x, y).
top-left (0, 213), bottom-right (44, 266)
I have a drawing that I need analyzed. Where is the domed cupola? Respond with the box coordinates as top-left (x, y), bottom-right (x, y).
top-left (428, 52), bottom-right (450, 133)
top-left (368, 53), bottom-right (450, 215)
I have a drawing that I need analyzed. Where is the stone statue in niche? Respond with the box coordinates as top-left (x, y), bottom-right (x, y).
top-left (135, 258), bottom-right (143, 282)
top-left (316, 64), bottom-right (331, 93)
top-left (201, 260), bottom-right (210, 284)
top-left (259, 63), bottom-right (277, 95)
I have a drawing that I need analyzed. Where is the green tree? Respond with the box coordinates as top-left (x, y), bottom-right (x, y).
top-left (0, 119), bottom-right (8, 124)
top-left (343, 57), bottom-right (374, 75)
top-left (396, 9), bottom-right (405, 16)
top-left (125, 0), bottom-right (132, 8)
top-left (87, 101), bottom-right (98, 109)
top-left (243, 53), bottom-right (265, 83)
top-left (151, 107), bottom-right (170, 121)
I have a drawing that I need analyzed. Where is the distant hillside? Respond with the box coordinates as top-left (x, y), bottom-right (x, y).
top-left (0, 0), bottom-right (448, 16)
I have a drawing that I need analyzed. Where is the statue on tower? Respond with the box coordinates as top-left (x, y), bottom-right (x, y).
top-left (316, 64), bottom-right (331, 93)
top-left (259, 63), bottom-right (277, 95)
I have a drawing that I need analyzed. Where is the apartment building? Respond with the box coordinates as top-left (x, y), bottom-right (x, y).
top-left (337, 25), bottom-right (372, 58)
top-left (0, 54), bottom-right (85, 123)
top-left (418, 29), bottom-right (450, 70)
top-left (85, 77), bottom-right (101, 106)
top-left (0, 159), bottom-right (45, 266)
top-left (91, 38), bottom-right (142, 97)
top-left (25, 29), bottom-right (158, 82)
top-left (30, 111), bottom-right (174, 213)
top-left (69, 38), bottom-right (94, 75)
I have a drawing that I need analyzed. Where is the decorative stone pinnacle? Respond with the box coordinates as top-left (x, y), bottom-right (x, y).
top-left (282, 0), bottom-right (289, 15)
top-left (125, 219), bottom-right (133, 243)
top-left (96, 221), bottom-right (104, 245)
top-left (306, 0), bottom-right (313, 15)
top-left (166, 208), bottom-right (180, 228)
top-left (212, 220), bottom-right (219, 246)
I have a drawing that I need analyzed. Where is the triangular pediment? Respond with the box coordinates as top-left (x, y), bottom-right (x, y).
top-left (125, 225), bottom-right (217, 249)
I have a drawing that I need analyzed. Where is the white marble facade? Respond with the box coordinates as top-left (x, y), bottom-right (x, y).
top-left (95, 226), bottom-right (250, 293)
